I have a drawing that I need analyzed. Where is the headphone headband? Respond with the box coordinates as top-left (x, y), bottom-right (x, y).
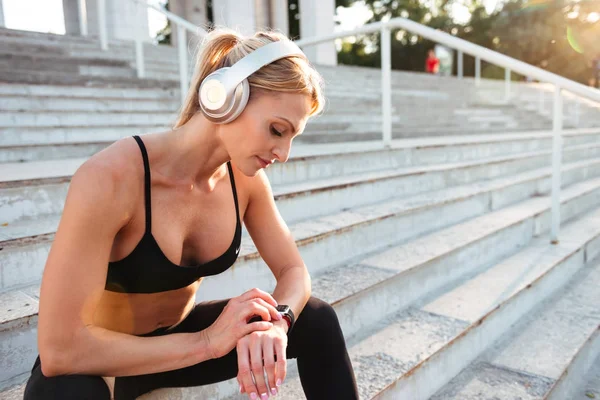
top-left (199, 39), bottom-right (305, 124)
top-left (220, 40), bottom-right (304, 94)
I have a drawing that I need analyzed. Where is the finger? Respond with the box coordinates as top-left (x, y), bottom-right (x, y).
top-left (250, 340), bottom-right (269, 400)
top-left (239, 288), bottom-right (278, 307)
top-left (262, 342), bottom-right (278, 397)
top-left (237, 375), bottom-right (244, 395)
top-left (237, 341), bottom-right (258, 399)
top-left (242, 302), bottom-right (272, 323)
top-left (246, 298), bottom-right (282, 322)
top-left (244, 321), bottom-right (273, 336)
top-left (274, 336), bottom-right (288, 389)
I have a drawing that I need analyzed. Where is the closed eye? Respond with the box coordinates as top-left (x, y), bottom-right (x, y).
top-left (270, 126), bottom-right (283, 137)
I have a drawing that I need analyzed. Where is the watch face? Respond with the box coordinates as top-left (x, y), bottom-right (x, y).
top-left (276, 305), bottom-right (290, 313)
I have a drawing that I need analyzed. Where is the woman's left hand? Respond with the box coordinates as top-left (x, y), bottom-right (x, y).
top-left (237, 320), bottom-right (289, 399)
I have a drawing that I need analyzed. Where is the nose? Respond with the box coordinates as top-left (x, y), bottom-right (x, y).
top-left (273, 140), bottom-right (292, 163)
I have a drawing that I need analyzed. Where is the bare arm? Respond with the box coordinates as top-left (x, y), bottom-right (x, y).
top-left (38, 159), bottom-right (212, 377)
top-left (244, 170), bottom-right (311, 322)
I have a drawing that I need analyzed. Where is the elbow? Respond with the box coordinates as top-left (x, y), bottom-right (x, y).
top-left (38, 333), bottom-right (78, 377)
top-left (39, 348), bottom-right (70, 377)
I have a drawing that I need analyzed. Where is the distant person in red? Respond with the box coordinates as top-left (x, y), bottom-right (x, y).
top-left (425, 49), bottom-right (440, 74)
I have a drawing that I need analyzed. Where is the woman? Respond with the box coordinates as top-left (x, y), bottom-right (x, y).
top-left (24, 28), bottom-right (359, 400)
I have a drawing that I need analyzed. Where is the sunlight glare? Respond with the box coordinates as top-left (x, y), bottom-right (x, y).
top-left (3, 0), bottom-right (65, 34)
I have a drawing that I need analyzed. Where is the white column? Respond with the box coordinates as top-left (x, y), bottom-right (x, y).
top-left (255, 0), bottom-right (270, 31)
top-left (270, 0), bottom-right (289, 36)
top-left (105, 0), bottom-right (149, 42)
top-left (79, 0), bottom-right (148, 42)
top-left (212, 0), bottom-right (256, 36)
top-left (63, 0), bottom-right (81, 34)
top-left (0, 0), bottom-right (4, 28)
top-left (299, 0), bottom-right (337, 66)
top-left (170, 0), bottom-right (207, 47)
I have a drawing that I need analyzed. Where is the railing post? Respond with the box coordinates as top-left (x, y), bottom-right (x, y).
top-left (475, 56), bottom-right (481, 86)
top-left (97, 0), bottom-right (108, 50)
top-left (381, 26), bottom-right (392, 147)
top-left (457, 50), bottom-right (463, 79)
top-left (550, 85), bottom-right (563, 244)
top-left (134, 0), bottom-right (145, 78)
top-left (78, 0), bottom-right (88, 36)
top-left (539, 88), bottom-right (545, 115)
top-left (178, 25), bottom-right (189, 105)
top-left (505, 68), bottom-right (511, 103)
top-left (135, 39), bottom-right (145, 79)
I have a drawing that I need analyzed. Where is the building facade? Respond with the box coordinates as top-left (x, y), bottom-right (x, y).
top-left (55, 0), bottom-right (337, 66)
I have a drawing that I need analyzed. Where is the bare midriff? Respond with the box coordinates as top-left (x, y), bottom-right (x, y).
top-left (92, 279), bottom-right (202, 336)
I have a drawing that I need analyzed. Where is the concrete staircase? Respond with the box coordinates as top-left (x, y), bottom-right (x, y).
top-left (4, 26), bottom-right (596, 161)
top-left (2, 27), bottom-right (600, 400)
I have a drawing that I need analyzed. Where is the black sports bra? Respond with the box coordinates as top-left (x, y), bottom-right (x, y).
top-left (104, 135), bottom-right (242, 293)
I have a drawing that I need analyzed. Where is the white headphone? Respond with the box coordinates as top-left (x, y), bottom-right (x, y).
top-left (199, 40), bottom-right (305, 124)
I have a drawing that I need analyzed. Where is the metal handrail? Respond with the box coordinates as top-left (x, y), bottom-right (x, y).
top-left (296, 16), bottom-right (600, 244)
top-left (77, 0), bottom-right (207, 103)
top-left (136, 0), bottom-right (202, 34)
top-left (296, 17), bottom-right (600, 103)
top-left (130, 0), bottom-right (207, 103)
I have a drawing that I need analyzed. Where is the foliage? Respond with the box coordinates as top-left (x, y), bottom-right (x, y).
top-left (334, 0), bottom-right (600, 83)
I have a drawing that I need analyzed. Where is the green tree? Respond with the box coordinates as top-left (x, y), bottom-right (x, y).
top-left (335, 0), bottom-right (600, 83)
top-left (335, 0), bottom-right (460, 72)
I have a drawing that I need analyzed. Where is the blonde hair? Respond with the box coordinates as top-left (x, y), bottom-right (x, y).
top-left (174, 27), bottom-right (325, 128)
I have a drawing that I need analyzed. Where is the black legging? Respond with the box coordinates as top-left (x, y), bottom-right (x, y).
top-left (24, 296), bottom-right (359, 400)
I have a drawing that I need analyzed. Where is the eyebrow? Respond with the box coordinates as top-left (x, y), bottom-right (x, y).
top-left (276, 116), bottom-right (298, 135)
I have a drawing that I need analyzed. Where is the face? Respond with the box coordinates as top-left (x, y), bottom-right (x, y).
top-left (220, 91), bottom-right (312, 176)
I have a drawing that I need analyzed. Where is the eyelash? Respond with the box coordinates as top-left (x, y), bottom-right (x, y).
top-left (270, 126), bottom-right (283, 137)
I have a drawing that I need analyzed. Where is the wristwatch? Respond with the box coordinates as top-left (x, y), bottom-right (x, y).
top-left (276, 305), bottom-right (295, 335)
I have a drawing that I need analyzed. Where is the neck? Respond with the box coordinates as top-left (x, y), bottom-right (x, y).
top-left (157, 113), bottom-right (230, 189)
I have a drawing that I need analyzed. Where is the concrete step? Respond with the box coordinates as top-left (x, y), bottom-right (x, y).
top-left (577, 354), bottom-right (600, 400)
top-left (0, 82), bottom-right (179, 99)
top-left (3, 126), bottom-right (560, 164)
top-left (430, 251), bottom-right (600, 400)
top-left (0, 32), bottom-right (179, 59)
top-left (0, 30), bottom-right (179, 62)
top-left (298, 125), bottom-right (555, 144)
top-left (5, 131), bottom-right (573, 182)
top-left (0, 110), bottom-right (400, 129)
top-left (3, 172), bottom-right (600, 396)
top-left (0, 39), bottom-right (179, 63)
top-left (0, 87), bottom-right (437, 115)
top-left (0, 110), bottom-right (176, 128)
top-left (4, 132), bottom-right (600, 228)
top-left (2, 93), bottom-right (384, 115)
top-left (366, 208), bottom-right (600, 400)
top-left (1, 93), bottom-right (180, 113)
top-left (0, 68), bottom-right (179, 87)
top-left (2, 130), bottom-right (599, 216)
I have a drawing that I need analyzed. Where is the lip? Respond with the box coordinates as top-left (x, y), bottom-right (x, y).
top-left (256, 156), bottom-right (271, 168)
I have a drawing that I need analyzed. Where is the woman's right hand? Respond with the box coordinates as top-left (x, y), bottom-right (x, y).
top-left (202, 288), bottom-right (282, 359)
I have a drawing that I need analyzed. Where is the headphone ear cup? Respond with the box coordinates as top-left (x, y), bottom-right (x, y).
top-left (220, 78), bottom-right (250, 124)
top-left (199, 68), bottom-right (250, 124)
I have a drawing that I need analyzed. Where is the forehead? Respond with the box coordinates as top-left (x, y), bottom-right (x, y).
top-left (257, 92), bottom-right (311, 120)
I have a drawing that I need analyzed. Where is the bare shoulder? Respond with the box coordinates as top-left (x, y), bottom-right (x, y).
top-left (69, 137), bottom-right (144, 218)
